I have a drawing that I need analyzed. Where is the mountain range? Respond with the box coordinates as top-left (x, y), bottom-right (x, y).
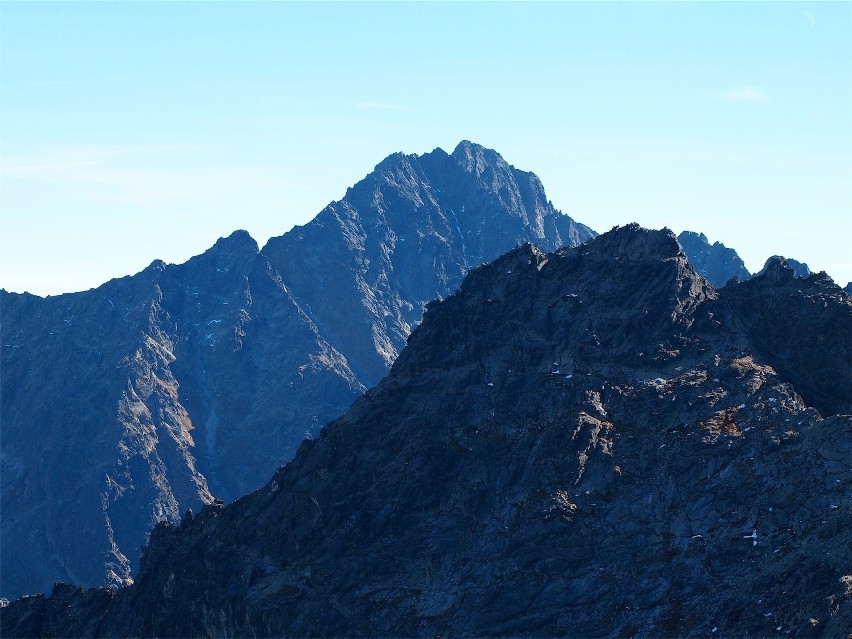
top-left (0, 141), bottom-right (842, 607)
top-left (1, 141), bottom-right (596, 599)
top-left (2, 224), bottom-right (849, 637)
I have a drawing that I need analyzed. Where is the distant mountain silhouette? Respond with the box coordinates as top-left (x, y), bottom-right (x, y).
top-left (676, 231), bottom-right (751, 286)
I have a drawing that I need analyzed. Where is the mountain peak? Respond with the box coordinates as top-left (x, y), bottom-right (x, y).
top-left (372, 150), bottom-right (410, 173)
top-left (760, 255), bottom-right (811, 279)
top-left (211, 229), bottom-right (258, 253)
top-left (590, 224), bottom-right (682, 262)
top-left (676, 230), bottom-right (751, 287)
top-left (261, 142), bottom-right (594, 386)
top-left (451, 140), bottom-right (510, 176)
top-left (759, 255), bottom-right (797, 282)
top-left (145, 259), bottom-right (167, 272)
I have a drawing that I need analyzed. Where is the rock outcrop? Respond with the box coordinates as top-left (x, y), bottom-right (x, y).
top-left (677, 231), bottom-right (751, 287)
top-left (760, 255), bottom-right (812, 279)
top-left (721, 257), bottom-right (851, 416)
top-left (0, 142), bottom-right (594, 599)
top-left (5, 225), bottom-right (849, 637)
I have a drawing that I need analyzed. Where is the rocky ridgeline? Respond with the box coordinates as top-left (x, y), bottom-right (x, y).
top-left (262, 140), bottom-right (593, 386)
top-left (0, 142), bottom-right (594, 599)
top-left (3, 225), bottom-right (849, 637)
top-left (676, 231), bottom-right (751, 287)
top-left (761, 255), bottom-right (812, 279)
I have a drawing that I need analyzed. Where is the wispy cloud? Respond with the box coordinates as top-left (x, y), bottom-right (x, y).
top-left (713, 86), bottom-right (769, 103)
top-left (0, 144), bottom-right (208, 177)
top-left (354, 101), bottom-right (421, 113)
top-left (0, 144), bottom-right (295, 206)
top-left (0, 76), bottom-right (123, 90)
top-left (0, 79), bottom-right (81, 89)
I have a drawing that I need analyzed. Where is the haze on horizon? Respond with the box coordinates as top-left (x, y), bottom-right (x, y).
top-left (1, 2), bottom-right (850, 296)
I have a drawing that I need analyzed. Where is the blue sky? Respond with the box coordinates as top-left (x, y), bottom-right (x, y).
top-left (2, 1), bottom-right (850, 295)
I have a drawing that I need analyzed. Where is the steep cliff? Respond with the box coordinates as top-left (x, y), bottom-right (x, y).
top-left (720, 257), bottom-right (851, 416)
top-left (760, 256), bottom-right (812, 279)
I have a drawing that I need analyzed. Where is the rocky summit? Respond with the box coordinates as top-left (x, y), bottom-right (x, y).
top-left (676, 231), bottom-right (751, 287)
top-left (262, 140), bottom-right (594, 387)
top-left (761, 256), bottom-right (812, 279)
top-left (4, 225), bottom-right (849, 638)
top-left (0, 142), bottom-right (594, 599)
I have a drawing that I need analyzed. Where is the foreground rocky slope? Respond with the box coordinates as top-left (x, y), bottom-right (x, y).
top-left (5, 225), bottom-right (849, 637)
top-left (0, 142), bottom-right (594, 599)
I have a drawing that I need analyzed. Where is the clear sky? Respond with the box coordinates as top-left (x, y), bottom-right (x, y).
top-left (1, 1), bottom-right (850, 296)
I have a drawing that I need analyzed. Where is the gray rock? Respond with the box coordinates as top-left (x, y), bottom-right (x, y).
top-left (677, 230), bottom-right (751, 287)
top-left (721, 258), bottom-right (851, 416)
top-left (5, 225), bottom-right (849, 637)
top-left (0, 142), bottom-right (593, 599)
top-left (760, 255), bottom-right (812, 278)
top-left (263, 140), bottom-right (594, 386)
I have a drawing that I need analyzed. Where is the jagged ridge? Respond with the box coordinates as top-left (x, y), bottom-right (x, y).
top-left (0, 142), bottom-right (593, 599)
top-left (4, 225), bottom-right (849, 637)
top-left (677, 231), bottom-right (751, 287)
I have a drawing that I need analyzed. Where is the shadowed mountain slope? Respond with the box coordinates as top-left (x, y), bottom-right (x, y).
top-left (0, 142), bottom-right (593, 599)
top-left (721, 257), bottom-right (851, 416)
top-left (0, 233), bottom-right (362, 599)
top-left (4, 225), bottom-right (849, 638)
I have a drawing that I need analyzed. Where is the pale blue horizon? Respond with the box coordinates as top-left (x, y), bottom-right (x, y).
top-left (2, 1), bottom-right (850, 295)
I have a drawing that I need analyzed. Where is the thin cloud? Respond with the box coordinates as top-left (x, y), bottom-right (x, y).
top-left (0, 79), bottom-right (81, 89)
top-left (354, 101), bottom-right (421, 113)
top-left (0, 143), bottom-right (298, 210)
top-left (0, 76), bottom-right (123, 90)
top-left (0, 144), bottom-right (209, 176)
top-left (62, 166), bottom-right (296, 205)
top-left (713, 86), bottom-right (769, 103)
top-left (2, 160), bottom-right (293, 201)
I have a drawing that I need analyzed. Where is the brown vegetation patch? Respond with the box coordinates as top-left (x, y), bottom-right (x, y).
top-left (701, 407), bottom-right (743, 441)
